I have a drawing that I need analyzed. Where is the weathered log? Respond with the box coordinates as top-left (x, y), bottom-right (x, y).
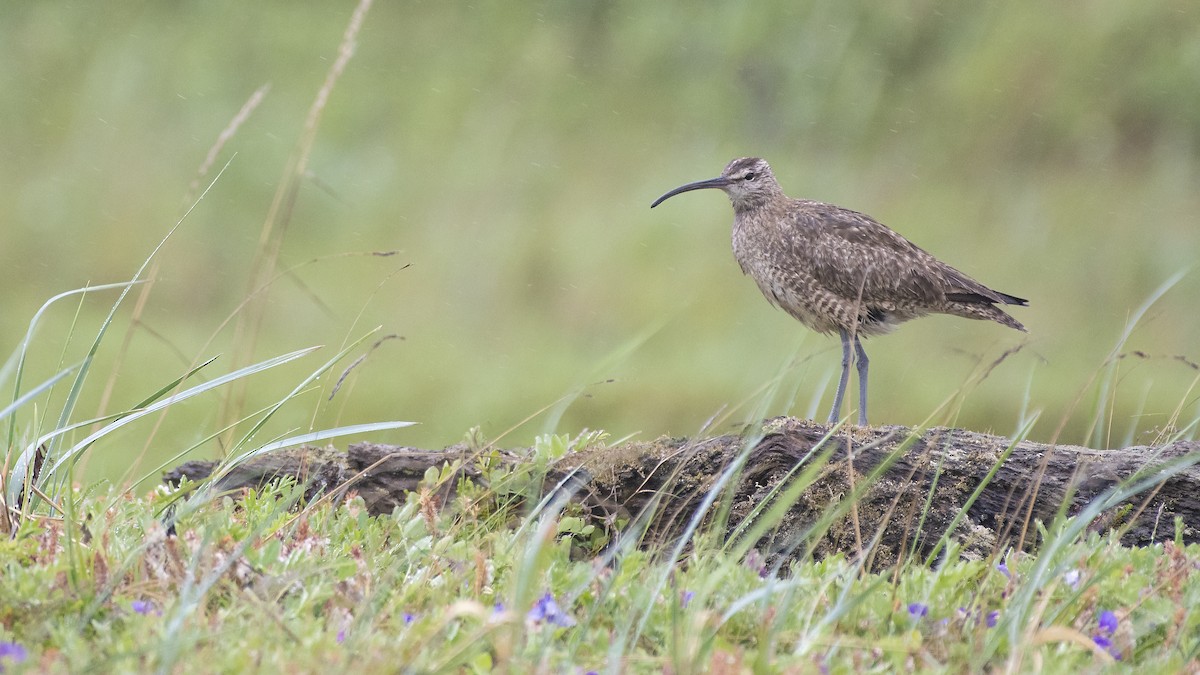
top-left (164, 417), bottom-right (1200, 568)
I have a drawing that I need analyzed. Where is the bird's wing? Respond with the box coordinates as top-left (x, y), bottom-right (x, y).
top-left (792, 203), bottom-right (1000, 306)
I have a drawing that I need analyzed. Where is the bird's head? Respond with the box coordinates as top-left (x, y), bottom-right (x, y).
top-left (651, 157), bottom-right (783, 211)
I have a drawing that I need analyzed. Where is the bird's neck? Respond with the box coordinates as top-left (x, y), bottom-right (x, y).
top-left (731, 185), bottom-right (790, 213)
top-left (733, 195), bottom-right (792, 223)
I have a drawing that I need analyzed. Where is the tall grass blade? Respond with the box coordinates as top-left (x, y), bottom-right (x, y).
top-left (6, 346), bottom-right (320, 505)
top-left (4, 282), bottom-right (139, 449)
top-left (0, 363), bottom-right (79, 427)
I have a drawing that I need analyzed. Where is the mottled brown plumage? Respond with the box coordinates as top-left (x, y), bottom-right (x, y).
top-left (651, 157), bottom-right (1027, 426)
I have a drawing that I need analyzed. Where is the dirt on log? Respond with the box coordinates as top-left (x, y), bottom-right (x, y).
top-left (164, 417), bottom-right (1200, 569)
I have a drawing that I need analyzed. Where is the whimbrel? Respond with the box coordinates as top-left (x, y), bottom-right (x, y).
top-left (651, 157), bottom-right (1027, 426)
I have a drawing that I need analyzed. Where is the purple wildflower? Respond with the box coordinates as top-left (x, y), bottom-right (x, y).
top-left (403, 613), bottom-right (416, 625)
top-left (996, 561), bottom-right (1012, 579)
top-left (986, 610), bottom-right (1000, 628)
top-left (907, 603), bottom-right (929, 619)
top-left (0, 642), bottom-right (27, 664)
top-left (1092, 611), bottom-right (1122, 660)
top-left (493, 602), bottom-right (505, 614)
top-left (528, 593), bottom-right (576, 627)
top-left (336, 629), bottom-right (347, 644)
top-left (744, 550), bottom-right (769, 578)
top-left (131, 600), bottom-right (161, 616)
top-left (1063, 569), bottom-right (1081, 590)
top-left (681, 591), bottom-right (695, 608)
top-left (1092, 633), bottom-right (1121, 660)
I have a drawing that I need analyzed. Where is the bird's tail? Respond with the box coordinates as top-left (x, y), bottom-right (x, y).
top-left (994, 291), bottom-right (1028, 307)
top-left (943, 302), bottom-right (1026, 332)
top-left (988, 307), bottom-right (1027, 332)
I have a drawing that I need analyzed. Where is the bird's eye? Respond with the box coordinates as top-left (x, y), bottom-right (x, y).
top-left (743, 172), bottom-right (756, 181)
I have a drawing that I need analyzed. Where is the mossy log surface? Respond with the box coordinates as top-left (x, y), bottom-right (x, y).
top-left (164, 417), bottom-right (1200, 568)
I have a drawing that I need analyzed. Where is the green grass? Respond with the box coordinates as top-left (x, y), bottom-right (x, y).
top-left (2, 455), bottom-right (1198, 673)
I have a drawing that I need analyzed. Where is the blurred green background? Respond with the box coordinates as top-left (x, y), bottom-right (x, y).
top-left (4, 1), bottom-right (1200, 485)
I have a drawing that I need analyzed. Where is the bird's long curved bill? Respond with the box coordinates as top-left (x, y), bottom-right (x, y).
top-left (650, 176), bottom-right (731, 208)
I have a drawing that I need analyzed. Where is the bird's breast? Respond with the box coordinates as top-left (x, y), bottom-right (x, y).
top-left (732, 233), bottom-right (839, 334)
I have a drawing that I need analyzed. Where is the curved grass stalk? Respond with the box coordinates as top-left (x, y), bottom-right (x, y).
top-left (6, 346), bottom-right (320, 506)
top-left (3, 282), bottom-right (139, 450)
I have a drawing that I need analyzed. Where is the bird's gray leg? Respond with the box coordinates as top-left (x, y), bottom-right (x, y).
top-left (828, 328), bottom-right (853, 424)
top-left (853, 336), bottom-right (869, 426)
